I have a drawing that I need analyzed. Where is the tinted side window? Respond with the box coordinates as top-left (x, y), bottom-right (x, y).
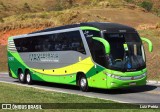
top-left (14, 31), bottom-right (86, 54)
top-left (14, 35), bottom-right (52, 52)
top-left (53, 31), bottom-right (86, 54)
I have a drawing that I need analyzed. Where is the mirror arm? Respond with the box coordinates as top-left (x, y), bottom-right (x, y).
top-left (92, 37), bottom-right (110, 54)
top-left (141, 37), bottom-right (153, 52)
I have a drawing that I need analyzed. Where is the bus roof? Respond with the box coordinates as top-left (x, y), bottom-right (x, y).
top-left (30, 22), bottom-right (136, 34)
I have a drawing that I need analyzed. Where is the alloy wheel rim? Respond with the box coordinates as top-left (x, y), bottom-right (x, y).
top-left (26, 74), bottom-right (30, 83)
top-left (80, 77), bottom-right (86, 88)
top-left (20, 73), bottom-right (24, 81)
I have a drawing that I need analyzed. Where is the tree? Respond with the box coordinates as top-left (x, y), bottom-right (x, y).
top-left (67, 0), bottom-right (74, 6)
top-left (139, 1), bottom-right (153, 12)
top-left (23, 3), bottom-right (31, 11)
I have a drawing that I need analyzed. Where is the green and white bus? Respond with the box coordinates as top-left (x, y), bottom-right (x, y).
top-left (8, 22), bottom-right (153, 91)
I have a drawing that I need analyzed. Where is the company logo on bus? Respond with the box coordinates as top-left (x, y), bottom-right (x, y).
top-left (8, 57), bottom-right (14, 61)
top-left (29, 53), bottom-right (59, 62)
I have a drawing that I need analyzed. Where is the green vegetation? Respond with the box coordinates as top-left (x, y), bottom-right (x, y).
top-left (0, 82), bottom-right (160, 112)
top-left (23, 3), bottom-right (31, 11)
top-left (124, 0), bottom-right (159, 15)
top-left (153, 8), bottom-right (160, 17)
top-left (124, 0), bottom-right (133, 3)
top-left (0, 0), bottom-right (159, 31)
top-left (52, 0), bottom-right (75, 11)
top-left (138, 1), bottom-right (153, 12)
top-left (0, 82), bottom-right (113, 103)
top-left (0, 0), bottom-right (160, 18)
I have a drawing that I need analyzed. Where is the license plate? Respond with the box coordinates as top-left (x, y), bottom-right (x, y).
top-left (129, 82), bottom-right (136, 86)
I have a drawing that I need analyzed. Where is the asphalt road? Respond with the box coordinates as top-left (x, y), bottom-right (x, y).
top-left (0, 73), bottom-right (160, 103)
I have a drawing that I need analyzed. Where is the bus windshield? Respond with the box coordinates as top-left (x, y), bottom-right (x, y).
top-left (103, 33), bottom-right (146, 72)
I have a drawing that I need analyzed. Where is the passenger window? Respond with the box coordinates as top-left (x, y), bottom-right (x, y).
top-left (56, 31), bottom-right (86, 54)
top-left (14, 31), bottom-right (86, 54)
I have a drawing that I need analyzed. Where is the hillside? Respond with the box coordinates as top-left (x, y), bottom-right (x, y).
top-left (0, 0), bottom-right (56, 18)
top-left (0, 0), bottom-right (160, 80)
top-left (0, 0), bottom-right (160, 18)
top-left (0, 6), bottom-right (160, 45)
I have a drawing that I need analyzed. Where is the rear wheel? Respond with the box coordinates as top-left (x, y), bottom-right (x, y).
top-left (26, 71), bottom-right (33, 85)
top-left (79, 75), bottom-right (89, 92)
top-left (18, 70), bottom-right (25, 83)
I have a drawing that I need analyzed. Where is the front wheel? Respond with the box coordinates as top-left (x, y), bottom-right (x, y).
top-left (26, 71), bottom-right (33, 85)
top-left (79, 75), bottom-right (89, 92)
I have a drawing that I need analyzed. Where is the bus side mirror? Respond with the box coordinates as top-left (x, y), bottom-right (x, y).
top-left (92, 37), bottom-right (110, 54)
top-left (141, 37), bottom-right (153, 52)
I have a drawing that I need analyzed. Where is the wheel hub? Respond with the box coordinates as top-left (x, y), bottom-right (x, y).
top-left (26, 74), bottom-right (30, 82)
top-left (80, 78), bottom-right (86, 87)
top-left (20, 73), bottom-right (24, 81)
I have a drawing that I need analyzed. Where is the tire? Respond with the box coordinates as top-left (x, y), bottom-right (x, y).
top-left (26, 71), bottom-right (33, 85)
top-left (79, 75), bottom-right (89, 92)
top-left (18, 70), bottom-right (25, 83)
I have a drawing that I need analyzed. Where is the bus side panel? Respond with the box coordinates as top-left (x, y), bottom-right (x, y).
top-left (8, 51), bottom-right (26, 78)
top-left (8, 49), bottom-right (44, 82)
top-left (59, 73), bottom-right (77, 85)
top-left (31, 57), bottom-right (95, 85)
top-left (8, 50), bottom-right (48, 82)
top-left (31, 71), bottom-right (60, 83)
top-left (86, 65), bottom-right (107, 89)
top-left (30, 71), bottom-right (76, 85)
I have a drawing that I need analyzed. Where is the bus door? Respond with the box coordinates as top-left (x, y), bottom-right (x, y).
top-left (89, 37), bottom-right (110, 88)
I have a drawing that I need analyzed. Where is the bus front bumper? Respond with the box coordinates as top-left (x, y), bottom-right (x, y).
top-left (106, 75), bottom-right (147, 89)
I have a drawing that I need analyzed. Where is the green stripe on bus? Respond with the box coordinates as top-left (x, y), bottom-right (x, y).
top-left (10, 69), bottom-right (18, 78)
top-left (80, 26), bottom-right (100, 31)
top-left (92, 37), bottom-right (110, 54)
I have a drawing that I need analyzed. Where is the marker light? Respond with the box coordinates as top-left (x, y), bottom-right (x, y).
top-left (106, 73), bottom-right (120, 79)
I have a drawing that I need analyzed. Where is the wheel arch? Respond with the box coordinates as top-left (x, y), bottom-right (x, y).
top-left (17, 68), bottom-right (23, 74)
top-left (24, 68), bottom-right (30, 75)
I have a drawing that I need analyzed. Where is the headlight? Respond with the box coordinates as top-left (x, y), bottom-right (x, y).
top-left (142, 72), bottom-right (147, 77)
top-left (106, 73), bottom-right (120, 79)
top-left (114, 75), bottom-right (121, 79)
top-left (120, 72), bottom-right (147, 80)
top-left (107, 73), bottom-right (112, 77)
